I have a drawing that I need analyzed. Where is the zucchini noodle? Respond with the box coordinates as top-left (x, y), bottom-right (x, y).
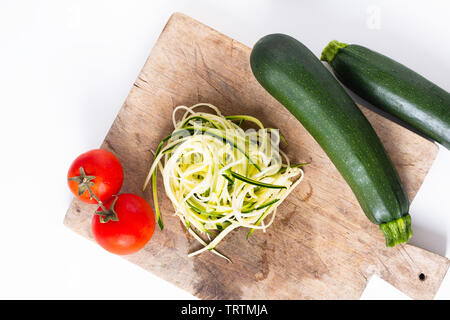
top-left (143, 103), bottom-right (305, 261)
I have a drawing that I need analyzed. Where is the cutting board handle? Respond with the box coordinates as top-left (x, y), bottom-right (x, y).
top-left (371, 244), bottom-right (449, 299)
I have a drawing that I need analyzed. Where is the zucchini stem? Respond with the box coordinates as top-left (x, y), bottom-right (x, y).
top-left (379, 214), bottom-right (412, 247)
top-left (320, 40), bottom-right (348, 63)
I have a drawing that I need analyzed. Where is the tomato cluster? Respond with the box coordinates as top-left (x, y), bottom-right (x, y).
top-left (67, 149), bottom-right (155, 255)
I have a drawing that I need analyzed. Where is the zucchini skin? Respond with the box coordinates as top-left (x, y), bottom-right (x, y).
top-left (250, 34), bottom-right (411, 246)
top-left (321, 41), bottom-right (450, 149)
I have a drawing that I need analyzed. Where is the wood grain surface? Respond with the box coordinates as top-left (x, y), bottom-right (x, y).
top-left (64, 13), bottom-right (449, 300)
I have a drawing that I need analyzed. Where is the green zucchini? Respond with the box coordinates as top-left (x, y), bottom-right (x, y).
top-left (241, 199), bottom-right (280, 213)
top-left (250, 34), bottom-right (411, 247)
top-left (228, 170), bottom-right (287, 189)
top-left (321, 41), bottom-right (450, 149)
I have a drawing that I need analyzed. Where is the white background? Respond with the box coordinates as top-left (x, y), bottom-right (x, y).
top-left (0, 0), bottom-right (449, 300)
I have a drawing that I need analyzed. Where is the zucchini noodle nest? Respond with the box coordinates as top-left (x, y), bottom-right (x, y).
top-left (143, 103), bottom-right (305, 261)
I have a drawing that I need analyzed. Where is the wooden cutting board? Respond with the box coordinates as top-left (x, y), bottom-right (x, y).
top-left (64, 13), bottom-right (449, 299)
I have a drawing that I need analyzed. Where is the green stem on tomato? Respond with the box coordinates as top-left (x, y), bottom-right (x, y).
top-left (68, 166), bottom-right (117, 222)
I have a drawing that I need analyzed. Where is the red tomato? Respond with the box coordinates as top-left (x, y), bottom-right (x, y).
top-left (92, 193), bottom-right (155, 255)
top-left (67, 149), bottom-right (124, 204)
